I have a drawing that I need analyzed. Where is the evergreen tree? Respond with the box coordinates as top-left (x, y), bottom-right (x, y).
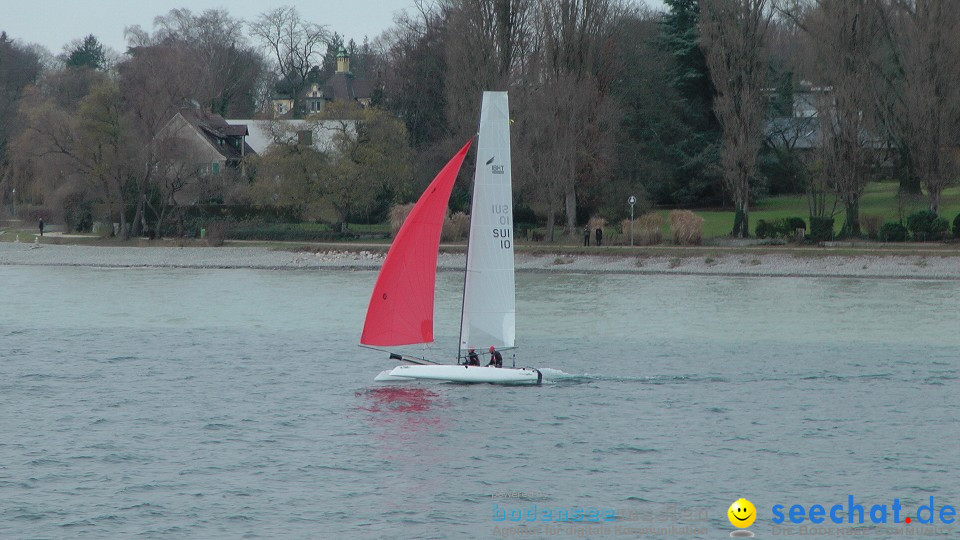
top-left (654, 0), bottom-right (723, 206)
top-left (66, 35), bottom-right (106, 70)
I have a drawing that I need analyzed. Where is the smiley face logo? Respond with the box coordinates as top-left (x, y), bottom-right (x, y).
top-left (727, 498), bottom-right (756, 528)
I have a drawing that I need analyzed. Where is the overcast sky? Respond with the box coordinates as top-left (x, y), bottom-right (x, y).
top-left (4, 0), bottom-right (665, 57)
top-left (2, 0), bottom-right (418, 55)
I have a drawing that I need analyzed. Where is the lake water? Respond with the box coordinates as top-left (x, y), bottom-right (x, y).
top-left (2, 265), bottom-right (958, 539)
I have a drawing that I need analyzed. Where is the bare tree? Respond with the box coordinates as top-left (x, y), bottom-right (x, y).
top-left (796, 0), bottom-right (884, 237)
top-left (521, 0), bottom-right (625, 239)
top-left (700, 0), bottom-right (772, 238)
top-left (443, 0), bottom-right (535, 140)
top-left (249, 6), bottom-right (329, 113)
top-left (126, 9), bottom-right (267, 117)
top-left (880, 1), bottom-right (960, 215)
top-left (0, 32), bottom-right (42, 204)
top-left (16, 80), bottom-right (145, 237)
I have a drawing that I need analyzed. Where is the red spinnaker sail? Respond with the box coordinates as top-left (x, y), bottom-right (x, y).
top-left (360, 140), bottom-right (473, 347)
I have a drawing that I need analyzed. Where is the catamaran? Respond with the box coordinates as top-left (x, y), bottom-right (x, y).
top-left (361, 91), bottom-right (541, 385)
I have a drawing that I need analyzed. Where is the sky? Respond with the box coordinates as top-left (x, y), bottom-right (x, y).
top-left (1, 0), bottom-right (419, 55)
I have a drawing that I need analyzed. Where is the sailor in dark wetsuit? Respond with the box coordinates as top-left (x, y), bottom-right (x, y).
top-left (466, 348), bottom-right (480, 366)
top-left (487, 346), bottom-right (503, 368)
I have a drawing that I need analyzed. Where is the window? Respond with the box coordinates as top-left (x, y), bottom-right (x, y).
top-left (213, 162), bottom-right (220, 174)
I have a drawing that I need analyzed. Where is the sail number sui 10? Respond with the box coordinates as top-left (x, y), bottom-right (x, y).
top-left (491, 204), bottom-right (512, 249)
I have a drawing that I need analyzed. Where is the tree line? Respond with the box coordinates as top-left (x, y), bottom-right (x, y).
top-left (1, 0), bottom-right (958, 240)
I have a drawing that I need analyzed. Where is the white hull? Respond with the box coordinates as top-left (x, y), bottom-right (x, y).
top-left (377, 365), bottom-right (541, 385)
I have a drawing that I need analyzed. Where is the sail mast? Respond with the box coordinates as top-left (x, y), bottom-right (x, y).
top-left (456, 122), bottom-right (483, 363)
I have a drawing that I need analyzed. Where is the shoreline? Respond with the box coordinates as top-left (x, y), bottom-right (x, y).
top-left (2, 242), bottom-right (959, 280)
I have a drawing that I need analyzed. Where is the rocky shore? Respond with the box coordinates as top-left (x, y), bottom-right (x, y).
top-left (2, 241), bottom-right (959, 279)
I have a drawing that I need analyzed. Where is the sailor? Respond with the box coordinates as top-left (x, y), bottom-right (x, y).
top-left (487, 346), bottom-right (503, 368)
top-left (467, 348), bottom-right (480, 366)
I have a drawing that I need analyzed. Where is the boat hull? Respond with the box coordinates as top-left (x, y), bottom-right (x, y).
top-left (379, 365), bottom-right (541, 385)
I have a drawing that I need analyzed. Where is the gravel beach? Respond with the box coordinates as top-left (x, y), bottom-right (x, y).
top-left (2, 241), bottom-right (959, 279)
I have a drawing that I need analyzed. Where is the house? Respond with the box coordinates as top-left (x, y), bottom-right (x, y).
top-left (156, 108), bottom-right (256, 174)
top-left (765, 81), bottom-right (884, 152)
top-left (227, 118), bottom-right (358, 156)
top-left (270, 47), bottom-right (374, 117)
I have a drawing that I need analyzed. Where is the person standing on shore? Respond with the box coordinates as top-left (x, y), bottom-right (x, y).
top-left (38, 218), bottom-right (44, 237)
top-left (583, 226), bottom-right (590, 246)
top-left (595, 226), bottom-right (603, 246)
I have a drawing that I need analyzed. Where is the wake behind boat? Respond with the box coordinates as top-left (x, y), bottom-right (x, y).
top-left (361, 91), bottom-right (540, 385)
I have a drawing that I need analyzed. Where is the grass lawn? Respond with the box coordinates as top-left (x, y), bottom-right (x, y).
top-left (667, 182), bottom-right (960, 239)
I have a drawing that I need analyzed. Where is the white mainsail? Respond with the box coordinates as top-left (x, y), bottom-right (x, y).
top-left (459, 92), bottom-right (516, 351)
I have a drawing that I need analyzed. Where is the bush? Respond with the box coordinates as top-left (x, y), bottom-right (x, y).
top-left (755, 219), bottom-right (773, 239)
top-left (954, 213), bottom-right (960, 239)
top-left (390, 203), bottom-right (415, 235)
top-left (441, 212), bottom-right (469, 241)
top-left (639, 213), bottom-right (663, 245)
top-left (809, 216), bottom-right (834, 242)
top-left (205, 221), bottom-right (229, 247)
top-left (879, 222), bottom-right (908, 242)
top-left (785, 217), bottom-right (806, 234)
top-left (861, 214), bottom-right (883, 240)
top-left (669, 210), bottom-right (703, 245)
top-left (755, 217), bottom-right (805, 239)
top-left (906, 210), bottom-right (949, 241)
top-left (62, 192), bottom-right (94, 232)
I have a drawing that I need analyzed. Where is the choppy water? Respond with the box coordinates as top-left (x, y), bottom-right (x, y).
top-left (1, 265), bottom-right (958, 539)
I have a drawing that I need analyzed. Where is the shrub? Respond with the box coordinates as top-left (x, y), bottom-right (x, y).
top-left (755, 219), bottom-right (773, 239)
top-left (669, 210), bottom-right (703, 245)
top-left (390, 203), bottom-right (415, 235)
top-left (879, 222), bottom-right (907, 242)
top-left (782, 217), bottom-right (806, 241)
top-left (21, 206), bottom-right (54, 224)
top-left (861, 214), bottom-right (883, 240)
top-left (225, 222), bottom-right (368, 242)
top-left (906, 210), bottom-right (949, 241)
top-left (809, 216), bottom-right (834, 242)
top-left (587, 216), bottom-right (607, 229)
top-left (205, 221), bottom-right (229, 247)
top-left (441, 212), bottom-right (469, 241)
top-left (625, 212), bottom-right (662, 245)
top-left (92, 222), bottom-right (112, 238)
top-left (62, 192), bottom-right (94, 232)
top-left (785, 217), bottom-right (806, 233)
top-left (756, 217), bottom-right (805, 239)
top-left (954, 213), bottom-right (960, 239)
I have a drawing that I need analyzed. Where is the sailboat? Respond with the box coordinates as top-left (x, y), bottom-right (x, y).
top-left (361, 91), bottom-right (541, 385)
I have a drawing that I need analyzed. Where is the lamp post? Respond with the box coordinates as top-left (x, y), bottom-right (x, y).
top-left (11, 188), bottom-right (15, 218)
top-left (628, 195), bottom-right (636, 246)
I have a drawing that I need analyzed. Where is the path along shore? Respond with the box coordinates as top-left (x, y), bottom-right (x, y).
top-left (2, 241), bottom-right (959, 280)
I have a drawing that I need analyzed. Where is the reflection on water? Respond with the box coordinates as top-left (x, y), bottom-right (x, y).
top-left (357, 387), bottom-right (446, 414)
